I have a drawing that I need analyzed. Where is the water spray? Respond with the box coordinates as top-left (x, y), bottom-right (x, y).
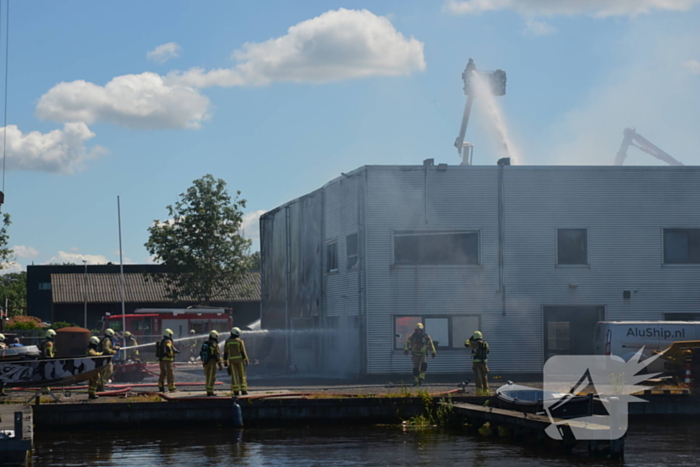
top-left (454, 58), bottom-right (517, 164)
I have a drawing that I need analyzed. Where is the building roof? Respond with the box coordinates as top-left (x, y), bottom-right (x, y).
top-left (50, 272), bottom-right (260, 304)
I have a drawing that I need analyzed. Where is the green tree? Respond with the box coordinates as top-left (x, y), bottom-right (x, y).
top-left (145, 175), bottom-right (253, 305)
top-left (248, 251), bottom-right (261, 271)
top-left (0, 214), bottom-right (12, 268)
top-left (0, 271), bottom-right (27, 317)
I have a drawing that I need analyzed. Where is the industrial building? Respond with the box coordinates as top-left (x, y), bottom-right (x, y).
top-left (27, 264), bottom-right (260, 330)
top-left (260, 161), bottom-right (700, 378)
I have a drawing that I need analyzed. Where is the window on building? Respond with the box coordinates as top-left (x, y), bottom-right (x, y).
top-left (393, 231), bottom-right (479, 266)
top-left (38, 282), bottom-right (52, 290)
top-left (131, 318), bottom-right (153, 333)
top-left (394, 315), bottom-right (480, 349)
top-left (346, 233), bottom-right (359, 269)
top-left (664, 229), bottom-right (700, 264)
top-left (107, 320), bottom-right (123, 332)
top-left (326, 241), bottom-right (338, 273)
top-left (557, 229), bottom-right (588, 265)
top-left (451, 315), bottom-right (481, 349)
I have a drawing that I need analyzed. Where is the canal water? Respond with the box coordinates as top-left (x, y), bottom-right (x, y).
top-left (33, 421), bottom-right (700, 466)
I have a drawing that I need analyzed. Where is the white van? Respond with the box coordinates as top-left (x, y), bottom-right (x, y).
top-left (594, 321), bottom-right (700, 362)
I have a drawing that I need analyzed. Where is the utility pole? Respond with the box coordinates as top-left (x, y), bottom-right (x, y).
top-left (83, 260), bottom-right (88, 329)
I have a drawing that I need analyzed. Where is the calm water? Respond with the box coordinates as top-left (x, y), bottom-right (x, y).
top-left (33, 421), bottom-right (700, 466)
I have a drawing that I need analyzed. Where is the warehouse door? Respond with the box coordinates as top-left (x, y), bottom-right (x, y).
top-left (543, 306), bottom-right (605, 360)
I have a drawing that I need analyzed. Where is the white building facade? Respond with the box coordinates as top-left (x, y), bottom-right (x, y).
top-left (260, 163), bottom-right (700, 378)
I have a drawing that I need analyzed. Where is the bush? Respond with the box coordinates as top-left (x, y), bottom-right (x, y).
top-left (6, 321), bottom-right (39, 330)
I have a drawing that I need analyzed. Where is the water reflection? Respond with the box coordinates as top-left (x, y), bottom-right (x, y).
top-left (33, 421), bottom-right (700, 467)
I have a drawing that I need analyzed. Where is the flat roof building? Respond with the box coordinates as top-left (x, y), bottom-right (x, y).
top-left (261, 163), bottom-right (700, 378)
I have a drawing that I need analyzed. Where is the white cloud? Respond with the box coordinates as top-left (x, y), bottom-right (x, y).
top-left (166, 8), bottom-right (425, 87)
top-left (683, 59), bottom-right (700, 74)
top-left (36, 72), bottom-right (211, 129)
top-left (0, 122), bottom-right (105, 174)
top-left (46, 251), bottom-right (109, 265)
top-left (147, 42), bottom-right (182, 64)
top-left (0, 261), bottom-right (23, 274)
top-left (111, 250), bottom-right (134, 264)
top-left (523, 18), bottom-right (557, 36)
top-left (444, 0), bottom-right (699, 17)
top-left (13, 245), bottom-right (39, 258)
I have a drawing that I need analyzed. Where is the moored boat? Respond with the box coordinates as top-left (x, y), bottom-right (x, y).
top-left (0, 354), bottom-right (112, 388)
top-left (495, 382), bottom-right (600, 419)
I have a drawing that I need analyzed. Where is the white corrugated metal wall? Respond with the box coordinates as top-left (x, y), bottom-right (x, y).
top-left (322, 174), bottom-right (362, 377)
top-left (282, 164), bottom-right (700, 376)
top-left (358, 165), bottom-right (700, 375)
top-left (504, 166), bottom-right (700, 371)
top-left (363, 165), bottom-right (501, 375)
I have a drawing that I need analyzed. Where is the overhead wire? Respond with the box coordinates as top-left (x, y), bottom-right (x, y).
top-left (1, 0), bottom-right (8, 196)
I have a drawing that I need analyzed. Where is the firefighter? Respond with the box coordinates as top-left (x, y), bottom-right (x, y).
top-left (86, 336), bottom-right (103, 400)
top-left (157, 328), bottom-right (178, 392)
top-left (124, 331), bottom-right (140, 362)
top-left (224, 327), bottom-right (250, 396)
top-left (40, 329), bottom-right (57, 358)
top-left (202, 330), bottom-right (223, 396)
top-left (403, 323), bottom-right (436, 387)
top-left (466, 330), bottom-right (490, 393)
top-left (97, 328), bottom-right (118, 391)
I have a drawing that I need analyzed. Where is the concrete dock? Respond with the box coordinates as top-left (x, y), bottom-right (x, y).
top-left (0, 404), bottom-right (32, 467)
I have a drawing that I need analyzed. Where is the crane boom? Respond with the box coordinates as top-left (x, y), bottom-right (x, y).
top-left (614, 128), bottom-right (683, 166)
top-left (453, 58), bottom-right (507, 165)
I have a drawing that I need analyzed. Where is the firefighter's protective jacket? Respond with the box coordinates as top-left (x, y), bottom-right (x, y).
top-left (159, 337), bottom-right (176, 362)
top-left (203, 337), bottom-right (221, 364)
top-left (126, 336), bottom-right (139, 360)
top-left (86, 345), bottom-right (103, 357)
top-left (404, 331), bottom-right (437, 357)
top-left (100, 336), bottom-right (117, 356)
top-left (40, 338), bottom-right (55, 358)
top-left (466, 338), bottom-right (490, 363)
top-left (224, 337), bottom-right (249, 364)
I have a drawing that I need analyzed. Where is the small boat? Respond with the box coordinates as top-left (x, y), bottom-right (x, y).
top-left (0, 354), bottom-right (113, 388)
top-left (495, 382), bottom-right (600, 419)
top-left (0, 345), bottom-right (41, 361)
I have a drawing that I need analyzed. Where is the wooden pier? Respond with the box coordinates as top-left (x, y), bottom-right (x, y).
top-left (0, 404), bottom-right (32, 466)
top-left (451, 402), bottom-right (625, 459)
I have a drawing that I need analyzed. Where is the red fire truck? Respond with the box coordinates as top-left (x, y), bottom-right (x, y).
top-left (101, 308), bottom-right (233, 339)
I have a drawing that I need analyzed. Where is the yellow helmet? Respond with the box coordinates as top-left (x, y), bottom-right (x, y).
top-left (472, 331), bottom-right (483, 340)
top-left (190, 329), bottom-right (196, 335)
top-left (105, 328), bottom-right (115, 337)
top-left (415, 323), bottom-right (424, 330)
top-left (164, 329), bottom-right (174, 338)
top-left (124, 331), bottom-right (132, 338)
top-left (0, 333), bottom-right (5, 341)
top-left (231, 327), bottom-right (241, 337)
top-left (209, 330), bottom-right (219, 339)
top-left (46, 329), bottom-right (57, 338)
top-left (89, 336), bottom-right (100, 345)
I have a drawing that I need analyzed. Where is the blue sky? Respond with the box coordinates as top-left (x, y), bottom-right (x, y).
top-left (2, 0), bottom-right (699, 270)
